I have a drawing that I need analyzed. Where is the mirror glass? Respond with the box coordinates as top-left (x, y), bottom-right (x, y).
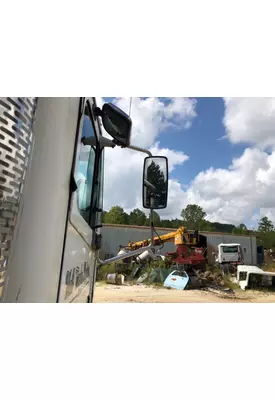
top-left (143, 156), bottom-right (168, 209)
top-left (102, 103), bottom-right (132, 147)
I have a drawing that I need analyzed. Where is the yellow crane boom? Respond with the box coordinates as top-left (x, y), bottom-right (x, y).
top-left (127, 226), bottom-right (199, 250)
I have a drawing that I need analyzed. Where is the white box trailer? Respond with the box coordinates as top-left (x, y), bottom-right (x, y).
top-left (101, 224), bottom-right (258, 266)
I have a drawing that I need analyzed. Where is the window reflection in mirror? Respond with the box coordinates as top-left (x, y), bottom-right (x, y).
top-left (143, 156), bottom-right (168, 210)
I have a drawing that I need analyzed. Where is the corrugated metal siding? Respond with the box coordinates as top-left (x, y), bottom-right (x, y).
top-left (204, 234), bottom-right (257, 265)
top-left (100, 225), bottom-right (176, 259)
top-left (101, 224), bottom-right (258, 265)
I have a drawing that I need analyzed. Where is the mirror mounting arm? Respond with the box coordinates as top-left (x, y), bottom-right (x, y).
top-left (93, 106), bottom-right (104, 118)
top-left (81, 136), bottom-right (116, 148)
top-left (128, 145), bottom-right (152, 157)
top-left (82, 134), bottom-right (153, 157)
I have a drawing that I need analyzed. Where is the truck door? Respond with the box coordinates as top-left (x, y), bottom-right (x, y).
top-left (57, 98), bottom-right (103, 303)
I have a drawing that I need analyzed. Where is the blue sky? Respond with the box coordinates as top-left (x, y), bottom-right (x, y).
top-left (101, 97), bottom-right (275, 227)
top-left (158, 97), bottom-right (247, 185)
top-left (104, 97), bottom-right (246, 187)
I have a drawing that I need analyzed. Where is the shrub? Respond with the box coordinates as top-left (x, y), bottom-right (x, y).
top-left (96, 263), bottom-right (116, 281)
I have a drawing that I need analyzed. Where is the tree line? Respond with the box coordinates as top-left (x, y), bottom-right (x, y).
top-left (103, 204), bottom-right (275, 250)
top-left (103, 204), bottom-right (240, 232)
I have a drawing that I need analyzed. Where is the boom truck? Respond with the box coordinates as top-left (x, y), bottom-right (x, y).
top-left (0, 97), bottom-right (169, 302)
top-left (119, 226), bottom-right (208, 273)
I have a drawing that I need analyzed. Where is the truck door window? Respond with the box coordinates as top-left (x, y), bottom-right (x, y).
top-left (239, 272), bottom-right (247, 281)
top-left (90, 147), bottom-right (104, 228)
top-left (76, 103), bottom-right (96, 225)
top-left (222, 246), bottom-right (238, 253)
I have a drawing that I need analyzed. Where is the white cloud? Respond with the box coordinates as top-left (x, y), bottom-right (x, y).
top-left (223, 97), bottom-right (275, 149)
top-left (181, 148), bottom-right (274, 224)
top-left (149, 141), bottom-right (189, 173)
top-left (99, 97), bottom-right (275, 227)
top-left (108, 97), bottom-right (197, 148)
top-left (99, 97), bottom-right (196, 216)
top-left (181, 98), bottom-right (275, 225)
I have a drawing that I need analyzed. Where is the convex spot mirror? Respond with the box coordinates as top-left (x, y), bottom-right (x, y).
top-left (143, 156), bottom-right (168, 210)
top-left (101, 103), bottom-right (132, 147)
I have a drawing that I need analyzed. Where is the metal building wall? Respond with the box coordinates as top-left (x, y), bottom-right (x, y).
top-left (100, 225), bottom-right (175, 259)
top-left (204, 233), bottom-right (257, 265)
top-left (101, 224), bottom-right (257, 265)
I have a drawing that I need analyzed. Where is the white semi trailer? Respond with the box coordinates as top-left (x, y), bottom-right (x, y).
top-left (0, 97), bottom-right (168, 302)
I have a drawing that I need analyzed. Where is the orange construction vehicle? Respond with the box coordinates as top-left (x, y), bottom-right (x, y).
top-left (125, 226), bottom-right (208, 272)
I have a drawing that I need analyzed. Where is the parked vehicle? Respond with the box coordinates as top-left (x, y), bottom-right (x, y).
top-left (237, 265), bottom-right (275, 290)
top-left (163, 270), bottom-right (189, 290)
top-left (215, 243), bottom-right (244, 274)
top-left (0, 97), bottom-right (169, 302)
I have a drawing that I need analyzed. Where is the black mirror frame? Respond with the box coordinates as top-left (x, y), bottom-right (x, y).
top-left (142, 156), bottom-right (169, 210)
top-left (101, 103), bottom-right (132, 147)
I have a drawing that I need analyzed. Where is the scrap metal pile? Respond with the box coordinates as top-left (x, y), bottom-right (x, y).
top-left (104, 226), bottom-right (263, 293)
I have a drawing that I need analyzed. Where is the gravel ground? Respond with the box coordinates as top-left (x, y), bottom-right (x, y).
top-left (93, 282), bottom-right (275, 303)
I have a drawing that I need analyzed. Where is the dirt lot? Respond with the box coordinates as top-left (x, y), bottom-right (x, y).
top-left (93, 282), bottom-right (275, 303)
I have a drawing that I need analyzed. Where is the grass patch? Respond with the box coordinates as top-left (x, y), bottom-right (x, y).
top-left (96, 263), bottom-right (117, 281)
top-left (95, 280), bottom-right (107, 286)
top-left (222, 276), bottom-right (240, 291)
top-left (251, 286), bottom-right (275, 293)
top-left (263, 263), bottom-right (275, 272)
top-left (146, 282), bottom-right (164, 289)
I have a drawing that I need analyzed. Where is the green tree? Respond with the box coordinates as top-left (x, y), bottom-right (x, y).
top-left (258, 216), bottom-right (274, 232)
top-left (129, 208), bottom-right (147, 226)
top-left (102, 211), bottom-right (107, 223)
top-left (104, 206), bottom-right (129, 225)
top-left (257, 216), bottom-right (275, 250)
top-left (180, 204), bottom-right (206, 230)
top-left (257, 231), bottom-right (275, 250)
top-left (144, 211), bottom-right (161, 226)
top-left (208, 222), bottom-right (235, 233)
top-left (232, 223), bottom-right (248, 234)
top-left (239, 223), bottom-right (247, 230)
top-left (161, 219), bottom-right (173, 228)
top-left (153, 211), bottom-right (161, 225)
top-left (200, 220), bottom-right (215, 232)
top-left (144, 160), bottom-right (167, 208)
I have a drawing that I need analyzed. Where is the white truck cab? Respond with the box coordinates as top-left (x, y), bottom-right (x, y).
top-left (216, 243), bottom-right (243, 264)
top-left (0, 97), bottom-right (169, 303)
top-left (216, 243), bottom-right (243, 273)
top-left (237, 265), bottom-right (275, 290)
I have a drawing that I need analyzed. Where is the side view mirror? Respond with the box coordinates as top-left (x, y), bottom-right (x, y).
top-left (98, 103), bottom-right (132, 147)
top-left (142, 156), bottom-right (168, 210)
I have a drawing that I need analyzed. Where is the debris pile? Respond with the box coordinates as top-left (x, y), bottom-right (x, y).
top-left (196, 270), bottom-right (225, 287)
top-left (102, 260), bottom-right (238, 297)
top-left (195, 269), bottom-right (236, 298)
top-left (264, 249), bottom-right (275, 264)
top-left (105, 273), bottom-right (125, 285)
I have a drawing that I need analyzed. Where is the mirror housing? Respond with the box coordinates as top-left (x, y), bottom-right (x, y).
top-left (142, 156), bottom-right (168, 210)
top-left (98, 103), bottom-right (132, 147)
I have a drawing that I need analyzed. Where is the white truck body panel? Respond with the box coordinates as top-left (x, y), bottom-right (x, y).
top-left (58, 98), bottom-right (104, 302)
top-left (2, 98), bottom-right (81, 302)
top-left (1, 96), bottom-right (152, 302)
top-left (237, 265), bottom-right (275, 290)
top-left (1, 97), bottom-right (99, 302)
top-left (58, 223), bottom-right (93, 302)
